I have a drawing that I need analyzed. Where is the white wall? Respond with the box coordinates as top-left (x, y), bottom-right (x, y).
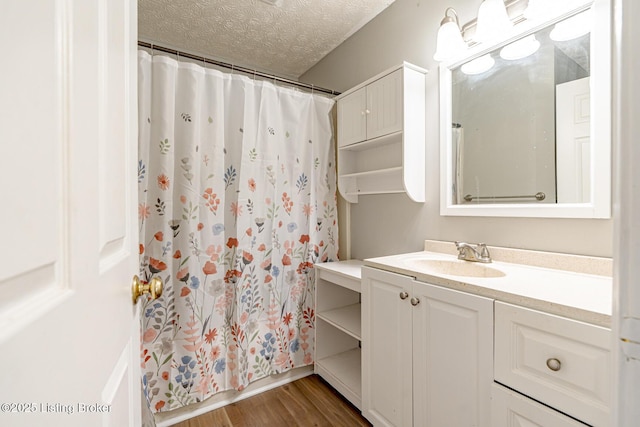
top-left (300, 0), bottom-right (613, 259)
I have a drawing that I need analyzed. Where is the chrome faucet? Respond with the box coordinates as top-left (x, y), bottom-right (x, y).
top-left (455, 242), bottom-right (492, 263)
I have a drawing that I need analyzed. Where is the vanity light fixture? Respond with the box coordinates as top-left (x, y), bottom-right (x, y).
top-left (475, 0), bottom-right (513, 43)
top-left (524, 0), bottom-right (589, 22)
top-left (461, 54), bottom-right (495, 75)
top-left (549, 9), bottom-right (592, 41)
top-left (499, 34), bottom-right (540, 60)
top-left (433, 7), bottom-right (468, 62)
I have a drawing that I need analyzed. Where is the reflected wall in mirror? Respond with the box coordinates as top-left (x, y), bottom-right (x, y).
top-left (440, 0), bottom-right (611, 218)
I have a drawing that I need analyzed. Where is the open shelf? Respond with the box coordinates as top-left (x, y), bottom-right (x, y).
top-left (339, 131), bottom-right (403, 152)
top-left (314, 260), bottom-right (363, 411)
top-left (339, 166), bottom-right (403, 179)
top-left (316, 348), bottom-right (362, 410)
top-left (317, 303), bottom-right (361, 340)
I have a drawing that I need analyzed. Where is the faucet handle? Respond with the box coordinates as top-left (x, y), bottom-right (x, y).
top-left (478, 243), bottom-right (491, 260)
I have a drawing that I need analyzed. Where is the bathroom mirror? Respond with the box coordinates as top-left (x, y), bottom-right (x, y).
top-left (439, 1), bottom-right (611, 218)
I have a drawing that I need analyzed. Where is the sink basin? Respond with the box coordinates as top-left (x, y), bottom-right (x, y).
top-left (404, 258), bottom-right (506, 278)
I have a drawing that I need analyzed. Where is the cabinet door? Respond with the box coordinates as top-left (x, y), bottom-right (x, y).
top-left (492, 384), bottom-right (587, 427)
top-left (338, 86), bottom-right (367, 147)
top-left (362, 267), bottom-right (413, 427)
top-left (366, 69), bottom-right (403, 140)
top-left (412, 281), bottom-right (494, 427)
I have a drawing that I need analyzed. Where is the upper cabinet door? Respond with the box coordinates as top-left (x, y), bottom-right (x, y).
top-left (337, 86), bottom-right (367, 147)
top-left (366, 69), bottom-right (403, 140)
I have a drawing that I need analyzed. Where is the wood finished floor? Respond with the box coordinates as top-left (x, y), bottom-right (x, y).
top-left (172, 374), bottom-right (371, 427)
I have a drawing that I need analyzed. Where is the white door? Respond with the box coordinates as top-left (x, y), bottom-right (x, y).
top-left (0, 1), bottom-right (142, 427)
top-left (556, 77), bottom-right (591, 203)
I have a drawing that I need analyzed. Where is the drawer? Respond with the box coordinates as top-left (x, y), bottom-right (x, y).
top-left (492, 383), bottom-right (587, 427)
top-left (494, 302), bottom-right (611, 427)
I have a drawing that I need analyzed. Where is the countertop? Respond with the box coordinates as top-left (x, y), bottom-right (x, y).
top-left (363, 244), bottom-right (612, 328)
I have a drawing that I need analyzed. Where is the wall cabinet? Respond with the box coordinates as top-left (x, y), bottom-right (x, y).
top-left (314, 260), bottom-right (363, 409)
top-left (361, 266), bottom-right (494, 427)
top-left (336, 63), bottom-right (427, 203)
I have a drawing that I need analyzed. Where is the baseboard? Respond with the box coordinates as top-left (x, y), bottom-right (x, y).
top-left (154, 366), bottom-right (314, 427)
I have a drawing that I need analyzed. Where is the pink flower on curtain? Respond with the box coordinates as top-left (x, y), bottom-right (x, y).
top-left (282, 192), bottom-right (293, 214)
top-left (203, 261), bottom-right (217, 275)
top-left (230, 202), bottom-right (242, 218)
top-left (138, 203), bottom-right (150, 220)
top-left (202, 188), bottom-right (220, 213)
top-left (157, 174), bottom-right (170, 190)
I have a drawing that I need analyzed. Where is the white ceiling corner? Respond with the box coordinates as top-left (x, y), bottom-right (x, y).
top-left (138, 0), bottom-right (397, 79)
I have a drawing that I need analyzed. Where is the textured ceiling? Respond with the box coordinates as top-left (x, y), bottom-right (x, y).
top-left (138, 0), bottom-right (396, 79)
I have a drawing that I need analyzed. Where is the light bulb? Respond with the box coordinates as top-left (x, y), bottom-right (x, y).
top-left (461, 54), bottom-right (495, 75)
top-left (550, 9), bottom-right (592, 41)
top-left (475, 0), bottom-right (513, 44)
top-left (500, 35), bottom-right (541, 60)
top-left (433, 8), bottom-right (468, 62)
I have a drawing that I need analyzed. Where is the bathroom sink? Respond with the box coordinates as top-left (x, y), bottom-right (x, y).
top-left (404, 258), bottom-right (506, 278)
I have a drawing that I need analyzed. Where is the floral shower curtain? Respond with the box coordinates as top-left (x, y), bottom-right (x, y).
top-left (137, 51), bottom-right (338, 413)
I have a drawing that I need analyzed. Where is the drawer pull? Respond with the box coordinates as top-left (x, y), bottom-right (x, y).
top-left (399, 291), bottom-right (409, 300)
top-left (410, 297), bottom-right (420, 306)
top-left (546, 358), bottom-right (562, 372)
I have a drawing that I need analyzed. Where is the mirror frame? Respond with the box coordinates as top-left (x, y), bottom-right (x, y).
top-left (439, 0), bottom-right (611, 218)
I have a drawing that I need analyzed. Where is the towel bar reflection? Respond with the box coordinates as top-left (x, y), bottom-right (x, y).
top-left (463, 192), bottom-right (546, 202)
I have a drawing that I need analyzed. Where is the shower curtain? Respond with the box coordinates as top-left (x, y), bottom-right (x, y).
top-left (452, 123), bottom-right (464, 204)
top-left (137, 51), bottom-right (338, 413)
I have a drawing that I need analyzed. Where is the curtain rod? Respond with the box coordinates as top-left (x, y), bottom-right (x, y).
top-left (138, 41), bottom-right (340, 96)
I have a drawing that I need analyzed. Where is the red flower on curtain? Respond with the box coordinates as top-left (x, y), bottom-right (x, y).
top-left (149, 257), bottom-right (167, 273)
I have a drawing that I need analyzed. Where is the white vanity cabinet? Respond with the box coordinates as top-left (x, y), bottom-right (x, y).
top-left (361, 266), bottom-right (493, 427)
top-left (491, 383), bottom-right (588, 427)
top-left (314, 260), bottom-right (363, 409)
top-left (336, 63), bottom-right (426, 203)
top-left (494, 302), bottom-right (612, 427)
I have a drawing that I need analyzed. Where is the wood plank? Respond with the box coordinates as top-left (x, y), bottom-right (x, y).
top-left (274, 381), bottom-right (333, 426)
top-left (292, 375), bottom-right (370, 427)
top-left (224, 388), bottom-right (292, 426)
top-left (178, 409), bottom-right (233, 427)
top-left (171, 375), bottom-right (371, 427)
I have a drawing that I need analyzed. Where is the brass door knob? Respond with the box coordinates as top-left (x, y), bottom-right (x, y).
top-left (132, 275), bottom-right (163, 304)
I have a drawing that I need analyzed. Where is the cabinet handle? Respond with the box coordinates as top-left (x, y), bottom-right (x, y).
top-left (361, 110), bottom-right (366, 116)
top-left (365, 109), bottom-right (371, 114)
top-left (410, 297), bottom-right (420, 306)
top-left (546, 358), bottom-right (562, 372)
top-left (399, 291), bottom-right (409, 300)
